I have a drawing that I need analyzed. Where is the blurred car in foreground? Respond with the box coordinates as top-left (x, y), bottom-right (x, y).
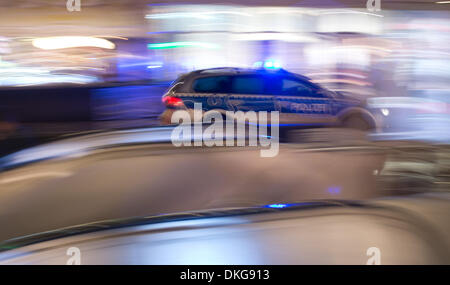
top-left (160, 68), bottom-right (377, 130)
top-left (0, 126), bottom-right (449, 264)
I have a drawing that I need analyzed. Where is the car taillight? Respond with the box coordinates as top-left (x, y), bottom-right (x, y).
top-left (162, 96), bottom-right (184, 107)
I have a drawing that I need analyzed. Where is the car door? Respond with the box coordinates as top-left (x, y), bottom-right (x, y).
top-left (226, 75), bottom-right (276, 113)
top-left (272, 76), bottom-right (335, 125)
top-left (186, 75), bottom-right (231, 111)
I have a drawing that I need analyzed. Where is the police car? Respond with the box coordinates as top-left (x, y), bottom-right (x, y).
top-left (160, 67), bottom-right (376, 130)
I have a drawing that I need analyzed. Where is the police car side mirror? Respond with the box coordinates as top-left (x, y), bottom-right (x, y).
top-left (304, 88), bottom-right (315, 97)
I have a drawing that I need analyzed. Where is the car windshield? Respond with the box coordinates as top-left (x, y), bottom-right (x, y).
top-left (0, 0), bottom-right (449, 266)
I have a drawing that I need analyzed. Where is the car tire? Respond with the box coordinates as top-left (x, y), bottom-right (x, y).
top-left (342, 115), bottom-right (372, 131)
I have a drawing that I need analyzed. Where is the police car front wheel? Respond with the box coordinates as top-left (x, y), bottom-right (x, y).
top-left (342, 115), bottom-right (372, 131)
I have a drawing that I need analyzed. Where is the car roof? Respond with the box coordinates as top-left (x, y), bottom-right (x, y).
top-left (183, 67), bottom-right (312, 81)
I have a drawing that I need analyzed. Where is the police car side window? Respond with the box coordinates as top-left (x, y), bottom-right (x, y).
top-left (231, 76), bottom-right (265, 95)
top-left (281, 79), bottom-right (314, 96)
top-left (192, 76), bottom-right (230, 93)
